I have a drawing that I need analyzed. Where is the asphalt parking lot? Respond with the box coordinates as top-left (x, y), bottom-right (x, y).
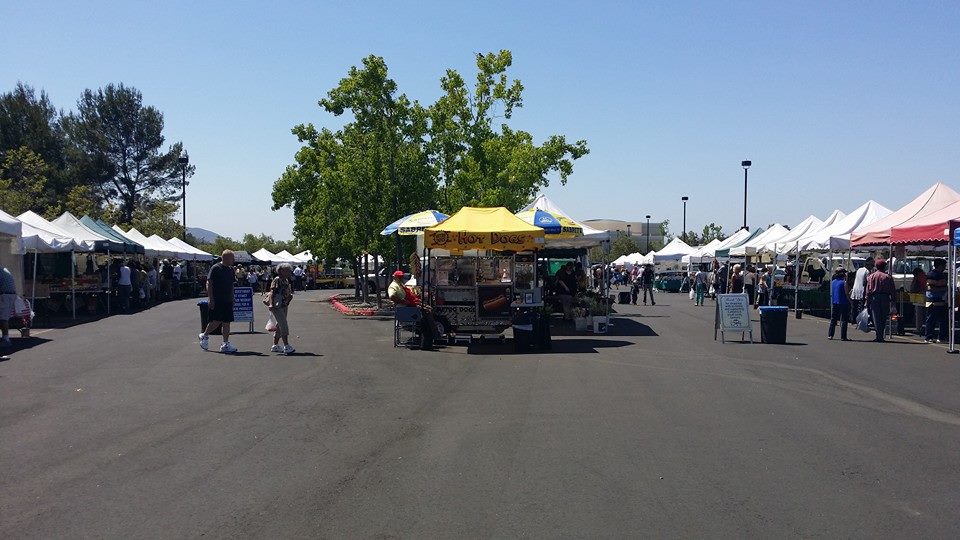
top-left (2, 289), bottom-right (958, 537)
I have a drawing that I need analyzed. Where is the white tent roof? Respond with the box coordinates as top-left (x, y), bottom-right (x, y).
top-left (765, 215), bottom-right (822, 253)
top-left (115, 227), bottom-right (175, 258)
top-left (0, 209), bottom-right (21, 238)
top-left (652, 237), bottom-right (695, 261)
top-left (730, 224), bottom-right (790, 256)
top-left (1, 209), bottom-right (73, 252)
top-left (166, 237), bottom-right (215, 261)
top-left (275, 250), bottom-right (302, 264)
top-left (19, 211), bottom-right (97, 251)
top-left (711, 228), bottom-right (753, 253)
top-left (149, 235), bottom-right (196, 260)
top-left (252, 248), bottom-right (278, 263)
top-left (796, 200), bottom-right (893, 251)
top-left (53, 211), bottom-right (126, 252)
top-left (682, 238), bottom-right (724, 263)
top-left (521, 194), bottom-right (610, 248)
top-left (295, 250), bottom-right (314, 262)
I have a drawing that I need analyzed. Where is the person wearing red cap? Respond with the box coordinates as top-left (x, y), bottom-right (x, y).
top-left (865, 258), bottom-right (896, 342)
top-left (388, 270), bottom-right (435, 349)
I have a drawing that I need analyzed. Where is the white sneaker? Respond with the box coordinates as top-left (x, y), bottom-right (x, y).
top-left (220, 342), bottom-right (237, 354)
top-left (283, 344), bottom-right (295, 355)
top-left (198, 333), bottom-right (209, 351)
top-left (270, 344), bottom-right (282, 353)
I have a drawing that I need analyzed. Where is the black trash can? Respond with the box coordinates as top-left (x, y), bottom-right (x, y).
top-left (759, 306), bottom-right (787, 344)
top-left (197, 299), bottom-right (222, 335)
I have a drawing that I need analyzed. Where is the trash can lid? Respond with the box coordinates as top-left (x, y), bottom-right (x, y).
top-left (758, 306), bottom-right (788, 311)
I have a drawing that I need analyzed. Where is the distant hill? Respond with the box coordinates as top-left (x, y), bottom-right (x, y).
top-left (187, 227), bottom-right (221, 243)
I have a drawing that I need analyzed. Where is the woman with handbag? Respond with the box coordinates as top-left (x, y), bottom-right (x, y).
top-left (266, 263), bottom-right (295, 355)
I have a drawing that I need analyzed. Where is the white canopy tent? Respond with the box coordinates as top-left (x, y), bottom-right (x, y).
top-left (796, 200), bottom-right (892, 251)
top-left (682, 238), bottom-right (723, 264)
top-left (295, 250), bottom-right (314, 262)
top-left (764, 215), bottom-right (822, 253)
top-left (730, 224), bottom-right (790, 257)
top-left (5, 210), bottom-right (78, 309)
top-left (710, 228), bottom-right (754, 257)
top-left (117, 227), bottom-right (177, 258)
top-left (275, 250), bottom-right (302, 264)
top-left (166, 237), bottom-right (214, 261)
top-left (0, 210), bottom-right (24, 297)
top-left (652, 238), bottom-right (695, 261)
top-left (521, 194), bottom-right (610, 248)
top-left (148, 235), bottom-right (196, 260)
top-left (18, 211), bottom-right (96, 252)
top-left (252, 248), bottom-right (278, 264)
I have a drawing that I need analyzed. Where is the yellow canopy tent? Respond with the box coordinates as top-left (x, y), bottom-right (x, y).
top-left (425, 207), bottom-right (545, 252)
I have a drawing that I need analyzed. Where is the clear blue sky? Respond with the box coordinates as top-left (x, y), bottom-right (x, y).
top-left (3, 1), bottom-right (958, 241)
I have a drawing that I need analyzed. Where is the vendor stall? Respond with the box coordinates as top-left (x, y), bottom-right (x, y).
top-left (423, 207), bottom-right (547, 346)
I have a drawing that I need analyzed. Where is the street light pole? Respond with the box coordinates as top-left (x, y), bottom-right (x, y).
top-left (626, 223), bottom-right (631, 237)
top-left (179, 151), bottom-right (189, 240)
top-left (741, 160), bottom-right (751, 231)
top-left (645, 215), bottom-right (651, 253)
top-left (681, 196), bottom-right (689, 241)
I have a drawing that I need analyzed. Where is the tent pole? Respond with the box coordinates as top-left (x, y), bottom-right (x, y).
top-left (950, 233), bottom-right (956, 353)
top-left (31, 249), bottom-right (38, 310)
top-left (829, 248), bottom-right (833, 323)
top-left (107, 250), bottom-right (111, 315)
top-left (71, 252), bottom-right (76, 320)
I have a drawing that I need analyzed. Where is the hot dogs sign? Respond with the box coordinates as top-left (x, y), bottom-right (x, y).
top-left (426, 230), bottom-right (544, 252)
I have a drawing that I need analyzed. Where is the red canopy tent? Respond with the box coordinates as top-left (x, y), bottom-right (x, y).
top-left (888, 200), bottom-right (960, 245)
top-left (850, 182), bottom-right (960, 247)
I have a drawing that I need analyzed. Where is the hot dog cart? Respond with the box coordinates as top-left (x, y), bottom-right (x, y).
top-left (422, 207), bottom-right (546, 340)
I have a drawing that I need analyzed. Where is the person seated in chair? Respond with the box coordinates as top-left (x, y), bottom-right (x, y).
top-left (388, 270), bottom-right (435, 349)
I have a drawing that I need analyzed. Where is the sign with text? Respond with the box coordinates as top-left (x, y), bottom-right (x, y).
top-left (715, 293), bottom-right (753, 343)
top-left (233, 287), bottom-right (254, 323)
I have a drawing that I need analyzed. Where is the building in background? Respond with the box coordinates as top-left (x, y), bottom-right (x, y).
top-left (583, 219), bottom-right (664, 247)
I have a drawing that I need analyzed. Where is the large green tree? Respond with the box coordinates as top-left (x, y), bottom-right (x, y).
top-left (428, 50), bottom-right (589, 212)
top-left (63, 83), bottom-right (192, 223)
top-left (272, 55), bottom-right (434, 270)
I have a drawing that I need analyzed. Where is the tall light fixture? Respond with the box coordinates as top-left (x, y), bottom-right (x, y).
top-left (645, 215), bottom-right (651, 252)
top-left (681, 196), bottom-right (689, 240)
top-left (179, 151), bottom-right (189, 240)
top-left (741, 160), bottom-right (751, 231)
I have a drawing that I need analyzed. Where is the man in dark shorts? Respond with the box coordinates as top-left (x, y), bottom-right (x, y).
top-left (199, 250), bottom-right (237, 353)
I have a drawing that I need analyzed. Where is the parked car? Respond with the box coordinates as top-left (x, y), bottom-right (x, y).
top-left (314, 267), bottom-right (354, 289)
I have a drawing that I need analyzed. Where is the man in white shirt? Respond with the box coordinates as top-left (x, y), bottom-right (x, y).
top-left (117, 260), bottom-right (132, 311)
top-left (246, 268), bottom-right (259, 291)
top-left (172, 261), bottom-right (183, 298)
top-left (849, 257), bottom-right (874, 322)
top-left (292, 265), bottom-right (304, 291)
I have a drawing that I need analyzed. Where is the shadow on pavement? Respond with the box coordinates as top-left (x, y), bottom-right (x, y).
top-left (551, 318), bottom-right (658, 337)
top-left (467, 338), bottom-right (634, 355)
top-left (1, 337), bottom-right (52, 354)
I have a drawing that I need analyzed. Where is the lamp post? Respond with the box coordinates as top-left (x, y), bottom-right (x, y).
top-left (645, 215), bottom-right (651, 252)
top-left (626, 223), bottom-right (631, 237)
top-left (741, 160), bottom-right (751, 231)
top-left (179, 151), bottom-right (189, 240)
top-left (681, 196), bottom-right (689, 241)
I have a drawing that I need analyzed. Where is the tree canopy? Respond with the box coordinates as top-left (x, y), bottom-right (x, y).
top-left (273, 50), bottom-right (589, 265)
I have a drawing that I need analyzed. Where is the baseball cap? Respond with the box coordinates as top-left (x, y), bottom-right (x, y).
top-left (393, 270), bottom-right (405, 277)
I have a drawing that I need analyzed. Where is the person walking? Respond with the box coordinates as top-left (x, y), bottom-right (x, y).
top-left (828, 268), bottom-right (850, 341)
top-left (865, 258), bottom-right (896, 342)
top-left (743, 265), bottom-right (756, 305)
top-left (641, 264), bottom-right (656, 305)
top-left (199, 250), bottom-right (238, 353)
top-left (267, 263), bottom-right (296, 354)
top-left (246, 268), bottom-right (259, 292)
top-left (117, 259), bottom-right (132, 312)
top-left (729, 264), bottom-right (744, 294)
top-left (755, 267), bottom-right (770, 308)
top-left (924, 258), bottom-right (949, 343)
top-left (849, 257), bottom-right (874, 323)
top-left (693, 264), bottom-right (708, 306)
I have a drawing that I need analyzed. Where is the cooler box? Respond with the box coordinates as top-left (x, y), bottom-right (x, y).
top-left (758, 306), bottom-right (787, 344)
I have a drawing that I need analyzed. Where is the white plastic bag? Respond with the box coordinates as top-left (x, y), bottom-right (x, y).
top-left (856, 308), bottom-right (870, 333)
top-left (688, 288), bottom-right (695, 300)
top-left (265, 312), bottom-right (278, 332)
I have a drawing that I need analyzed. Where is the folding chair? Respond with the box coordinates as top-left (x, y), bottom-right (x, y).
top-left (394, 306), bottom-right (422, 348)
